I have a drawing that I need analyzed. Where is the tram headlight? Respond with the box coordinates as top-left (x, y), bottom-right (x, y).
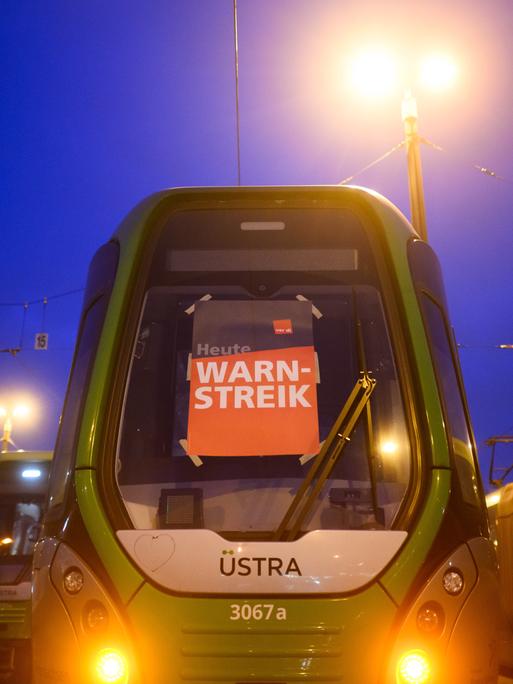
top-left (94, 648), bottom-right (128, 683)
top-left (416, 602), bottom-right (444, 636)
top-left (84, 600), bottom-right (109, 632)
top-left (442, 568), bottom-right (464, 595)
top-left (396, 650), bottom-right (431, 683)
top-left (63, 566), bottom-right (84, 594)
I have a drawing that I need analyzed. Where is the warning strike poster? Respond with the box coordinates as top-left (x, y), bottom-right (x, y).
top-left (187, 300), bottom-right (319, 456)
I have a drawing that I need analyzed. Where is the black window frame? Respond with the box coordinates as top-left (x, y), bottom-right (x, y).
top-left (43, 241), bottom-right (119, 530)
top-left (408, 238), bottom-right (487, 529)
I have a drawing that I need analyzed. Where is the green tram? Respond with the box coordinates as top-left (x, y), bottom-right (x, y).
top-left (32, 187), bottom-right (500, 684)
top-left (0, 450), bottom-right (52, 683)
top-left (486, 487), bottom-right (513, 674)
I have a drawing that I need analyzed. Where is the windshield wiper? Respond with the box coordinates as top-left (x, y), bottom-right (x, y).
top-left (273, 372), bottom-right (376, 541)
top-left (352, 288), bottom-right (381, 526)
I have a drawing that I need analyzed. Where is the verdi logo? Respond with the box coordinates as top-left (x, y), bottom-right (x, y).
top-left (220, 549), bottom-right (302, 577)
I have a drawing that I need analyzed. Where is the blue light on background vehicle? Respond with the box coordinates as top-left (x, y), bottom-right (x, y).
top-left (21, 468), bottom-right (42, 479)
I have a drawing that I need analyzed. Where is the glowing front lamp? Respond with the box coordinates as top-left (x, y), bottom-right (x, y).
top-left (94, 649), bottom-right (128, 684)
top-left (397, 650), bottom-right (431, 683)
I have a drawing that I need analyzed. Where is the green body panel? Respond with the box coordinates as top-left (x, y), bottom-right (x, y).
top-left (72, 194), bottom-right (171, 597)
top-left (0, 599), bottom-right (30, 640)
top-left (75, 470), bottom-right (143, 602)
top-left (358, 192), bottom-right (454, 599)
top-left (127, 583), bottom-right (396, 683)
top-left (379, 468), bottom-right (451, 602)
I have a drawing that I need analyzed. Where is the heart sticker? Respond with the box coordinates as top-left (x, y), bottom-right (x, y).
top-left (134, 534), bottom-right (175, 572)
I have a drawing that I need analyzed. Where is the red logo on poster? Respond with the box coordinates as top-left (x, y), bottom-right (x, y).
top-left (273, 319), bottom-right (292, 335)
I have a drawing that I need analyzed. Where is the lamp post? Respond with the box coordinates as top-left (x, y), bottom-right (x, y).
top-left (402, 91), bottom-right (427, 241)
top-left (0, 404), bottom-right (30, 453)
top-left (347, 50), bottom-right (458, 243)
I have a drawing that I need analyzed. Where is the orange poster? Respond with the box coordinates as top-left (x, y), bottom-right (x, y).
top-left (187, 300), bottom-right (319, 456)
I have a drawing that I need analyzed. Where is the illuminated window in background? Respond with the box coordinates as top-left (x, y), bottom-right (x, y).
top-left (0, 501), bottom-right (42, 557)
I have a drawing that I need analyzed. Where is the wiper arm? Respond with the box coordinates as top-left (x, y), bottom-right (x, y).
top-left (352, 287), bottom-right (381, 525)
top-left (273, 372), bottom-right (376, 541)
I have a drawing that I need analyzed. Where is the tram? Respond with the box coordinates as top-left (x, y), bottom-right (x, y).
top-left (486, 486), bottom-right (513, 674)
top-left (0, 450), bottom-right (52, 683)
top-left (32, 186), bottom-right (500, 684)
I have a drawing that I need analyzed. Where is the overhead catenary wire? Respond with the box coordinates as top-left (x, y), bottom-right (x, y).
top-left (0, 345), bottom-right (76, 355)
top-left (420, 137), bottom-right (513, 185)
top-left (457, 343), bottom-right (513, 350)
top-left (19, 303), bottom-right (28, 349)
top-left (339, 141), bottom-right (405, 185)
top-left (233, 0), bottom-right (242, 186)
top-left (0, 135), bottom-right (509, 352)
top-left (0, 287), bottom-right (84, 308)
top-left (339, 137), bottom-right (512, 187)
top-left (0, 286), bottom-right (83, 353)
top-left (41, 297), bottom-right (48, 331)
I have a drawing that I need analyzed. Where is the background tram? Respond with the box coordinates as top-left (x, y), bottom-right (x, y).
top-left (486, 486), bottom-right (513, 674)
top-left (0, 450), bottom-right (52, 684)
top-left (32, 187), bottom-right (500, 684)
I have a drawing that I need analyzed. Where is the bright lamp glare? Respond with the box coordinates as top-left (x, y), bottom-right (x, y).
top-left (0, 407), bottom-right (6, 418)
top-left (0, 537), bottom-right (14, 546)
top-left (13, 404), bottom-right (30, 419)
top-left (348, 49), bottom-right (398, 97)
top-left (380, 440), bottom-right (399, 456)
top-left (486, 491), bottom-right (501, 508)
top-left (95, 649), bottom-right (128, 683)
top-left (397, 650), bottom-right (431, 683)
top-left (419, 54), bottom-right (458, 92)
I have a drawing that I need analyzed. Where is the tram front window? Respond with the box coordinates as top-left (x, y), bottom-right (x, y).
top-left (116, 208), bottom-right (413, 539)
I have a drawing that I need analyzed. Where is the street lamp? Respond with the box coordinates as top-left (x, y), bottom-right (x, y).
top-left (402, 90), bottom-right (428, 241)
top-left (347, 50), bottom-right (458, 241)
top-left (0, 403), bottom-right (31, 452)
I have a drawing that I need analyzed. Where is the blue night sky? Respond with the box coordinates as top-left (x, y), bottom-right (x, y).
top-left (1, 1), bottom-right (512, 488)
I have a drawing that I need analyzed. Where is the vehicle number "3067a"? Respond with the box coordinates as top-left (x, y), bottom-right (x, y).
top-left (229, 603), bottom-right (288, 621)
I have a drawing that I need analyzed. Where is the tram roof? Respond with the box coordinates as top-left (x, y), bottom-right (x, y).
top-left (112, 185), bottom-right (416, 246)
top-left (0, 450), bottom-right (52, 464)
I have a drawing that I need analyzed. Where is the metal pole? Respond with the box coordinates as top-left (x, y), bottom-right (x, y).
top-left (402, 92), bottom-right (428, 241)
top-left (233, 0), bottom-right (241, 186)
top-left (1, 417), bottom-right (11, 453)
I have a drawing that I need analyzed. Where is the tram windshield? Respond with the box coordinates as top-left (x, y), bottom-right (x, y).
top-left (116, 207), bottom-right (413, 539)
